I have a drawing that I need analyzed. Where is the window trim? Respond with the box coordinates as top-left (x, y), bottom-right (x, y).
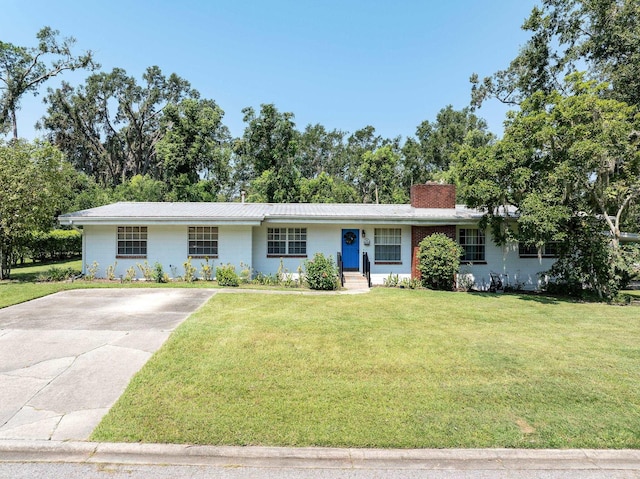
top-left (374, 228), bottom-right (402, 264)
top-left (267, 227), bottom-right (307, 257)
top-left (459, 228), bottom-right (485, 263)
top-left (188, 226), bottom-right (219, 258)
top-left (116, 226), bottom-right (148, 258)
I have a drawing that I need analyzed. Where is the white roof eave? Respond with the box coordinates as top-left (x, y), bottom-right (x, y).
top-left (59, 217), bottom-right (264, 226)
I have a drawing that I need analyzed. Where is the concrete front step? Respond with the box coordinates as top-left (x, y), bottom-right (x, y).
top-left (342, 273), bottom-right (370, 289)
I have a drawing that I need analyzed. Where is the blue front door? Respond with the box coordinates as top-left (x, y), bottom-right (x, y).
top-left (341, 229), bottom-right (359, 271)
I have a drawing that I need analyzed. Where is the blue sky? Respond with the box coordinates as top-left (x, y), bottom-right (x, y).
top-left (3, 0), bottom-right (536, 141)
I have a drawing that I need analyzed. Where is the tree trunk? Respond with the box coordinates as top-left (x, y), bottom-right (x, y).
top-left (11, 108), bottom-right (17, 140)
top-left (0, 243), bottom-right (10, 280)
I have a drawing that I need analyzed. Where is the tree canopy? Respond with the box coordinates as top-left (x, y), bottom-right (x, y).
top-left (0, 140), bottom-right (73, 278)
top-left (0, 27), bottom-right (95, 139)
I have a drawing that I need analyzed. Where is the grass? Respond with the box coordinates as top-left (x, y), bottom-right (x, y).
top-left (91, 288), bottom-right (640, 448)
top-left (9, 258), bottom-right (83, 282)
top-left (0, 259), bottom-right (303, 309)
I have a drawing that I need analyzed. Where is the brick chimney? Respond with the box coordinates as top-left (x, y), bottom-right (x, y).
top-left (410, 183), bottom-right (456, 208)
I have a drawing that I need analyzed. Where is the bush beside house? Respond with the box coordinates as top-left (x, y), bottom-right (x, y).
top-left (417, 233), bottom-right (463, 291)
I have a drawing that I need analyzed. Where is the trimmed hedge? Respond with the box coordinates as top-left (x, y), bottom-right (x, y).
top-left (27, 229), bottom-right (82, 262)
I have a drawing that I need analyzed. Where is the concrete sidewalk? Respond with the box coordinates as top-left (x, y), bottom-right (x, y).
top-left (1, 440), bottom-right (640, 472)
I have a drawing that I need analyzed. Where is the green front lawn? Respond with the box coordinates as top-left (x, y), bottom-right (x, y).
top-left (92, 289), bottom-right (640, 448)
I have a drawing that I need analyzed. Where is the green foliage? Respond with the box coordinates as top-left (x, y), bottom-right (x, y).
top-left (124, 266), bottom-right (136, 282)
top-left (152, 262), bottom-right (167, 283)
top-left (36, 266), bottom-right (80, 282)
top-left (298, 172), bottom-right (359, 203)
top-left (252, 272), bottom-right (280, 285)
top-left (85, 261), bottom-right (99, 281)
top-left (0, 140), bottom-right (75, 279)
top-left (417, 233), bottom-right (463, 291)
top-left (304, 253), bottom-right (338, 290)
top-left (216, 263), bottom-right (240, 287)
top-left (136, 261), bottom-right (153, 281)
top-left (544, 218), bottom-right (640, 301)
top-left (157, 98), bottom-right (231, 197)
top-left (471, 0), bottom-right (640, 109)
top-left (458, 74), bottom-right (640, 300)
top-left (383, 273), bottom-right (399, 287)
top-left (113, 175), bottom-right (167, 202)
top-left (105, 261), bottom-right (117, 281)
top-left (200, 257), bottom-right (214, 281)
top-left (22, 229), bottom-right (82, 263)
top-left (41, 66), bottom-right (198, 188)
top-left (358, 145), bottom-right (407, 204)
top-left (183, 257), bottom-right (197, 282)
top-left (239, 262), bottom-right (252, 284)
top-left (402, 105), bottom-right (494, 186)
top-left (0, 26), bottom-right (96, 138)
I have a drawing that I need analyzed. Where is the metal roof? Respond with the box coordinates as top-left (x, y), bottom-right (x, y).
top-left (59, 201), bottom-right (487, 226)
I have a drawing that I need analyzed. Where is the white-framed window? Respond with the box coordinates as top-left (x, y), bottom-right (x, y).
top-left (267, 228), bottom-right (307, 256)
top-left (374, 228), bottom-right (402, 262)
top-left (117, 226), bottom-right (147, 257)
top-left (459, 228), bottom-right (485, 262)
top-left (519, 242), bottom-right (560, 258)
top-left (188, 226), bottom-right (218, 256)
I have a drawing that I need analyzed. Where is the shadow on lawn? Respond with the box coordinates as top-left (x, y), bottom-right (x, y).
top-left (465, 291), bottom-right (564, 305)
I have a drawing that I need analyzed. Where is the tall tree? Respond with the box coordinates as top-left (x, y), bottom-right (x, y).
top-left (298, 172), bottom-right (359, 203)
top-left (235, 104), bottom-right (301, 202)
top-left (40, 66), bottom-right (197, 186)
top-left (358, 145), bottom-right (407, 204)
top-left (297, 124), bottom-right (346, 179)
top-left (156, 98), bottom-right (232, 199)
top-left (0, 27), bottom-right (95, 138)
top-left (471, 0), bottom-right (640, 109)
top-left (457, 74), bottom-right (640, 298)
top-left (0, 140), bottom-right (73, 279)
top-left (402, 106), bottom-right (493, 187)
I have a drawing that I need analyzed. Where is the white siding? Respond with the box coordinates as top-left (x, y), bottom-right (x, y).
top-left (81, 224), bottom-right (253, 279)
top-left (458, 229), bottom-right (556, 291)
top-left (251, 223), bottom-right (412, 282)
top-left (82, 222), bottom-right (556, 290)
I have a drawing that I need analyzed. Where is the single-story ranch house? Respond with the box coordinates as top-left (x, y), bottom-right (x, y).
top-left (58, 184), bottom-right (559, 290)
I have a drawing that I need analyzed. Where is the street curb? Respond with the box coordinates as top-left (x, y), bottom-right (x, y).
top-left (2, 441), bottom-right (640, 470)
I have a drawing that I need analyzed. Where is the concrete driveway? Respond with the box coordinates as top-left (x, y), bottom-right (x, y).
top-left (0, 288), bottom-right (216, 441)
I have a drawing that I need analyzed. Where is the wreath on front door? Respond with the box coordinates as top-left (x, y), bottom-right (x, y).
top-left (344, 231), bottom-right (357, 245)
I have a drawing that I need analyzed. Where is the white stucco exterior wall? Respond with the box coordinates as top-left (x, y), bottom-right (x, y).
top-left (82, 222), bottom-right (556, 289)
top-left (457, 229), bottom-right (556, 291)
top-left (251, 223), bottom-right (412, 282)
top-left (82, 224), bottom-right (253, 279)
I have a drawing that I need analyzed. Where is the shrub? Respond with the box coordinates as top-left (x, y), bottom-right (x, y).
top-left (304, 253), bottom-right (338, 291)
top-left (85, 261), bottom-right (99, 281)
top-left (124, 266), bottom-right (136, 282)
top-left (137, 261), bottom-right (154, 281)
top-left (153, 262), bottom-right (167, 283)
top-left (106, 261), bottom-right (118, 281)
top-left (216, 264), bottom-right (240, 287)
top-left (183, 257), bottom-right (197, 282)
top-left (239, 262), bottom-right (252, 284)
top-left (417, 233), bottom-right (463, 291)
top-left (383, 273), bottom-right (399, 287)
top-left (27, 229), bottom-right (82, 263)
top-left (36, 266), bottom-right (80, 282)
top-left (200, 257), bottom-right (214, 281)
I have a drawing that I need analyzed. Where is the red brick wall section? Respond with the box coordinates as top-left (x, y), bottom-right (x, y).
top-left (410, 183), bottom-right (456, 209)
top-left (411, 225), bottom-right (457, 279)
